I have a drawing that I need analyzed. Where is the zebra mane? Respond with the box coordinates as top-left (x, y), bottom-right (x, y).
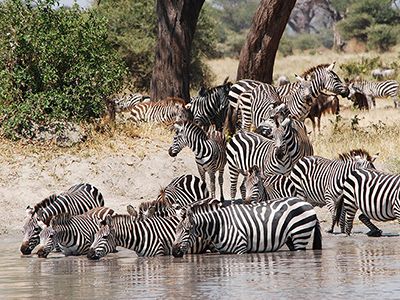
top-left (196, 81), bottom-right (233, 98)
top-left (301, 63), bottom-right (331, 78)
top-left (33, 194), bottom-right (58, 214)
top-left (187, 197), bottom-right (223, 211)
top-left (175, 119), bottom-right (208, 137)
top-left (49, 212), bottom-right (72, 226)
top-left (338, 149), bottom-right (373, 162)
top-left (139, 196), bottom-right (171, 212)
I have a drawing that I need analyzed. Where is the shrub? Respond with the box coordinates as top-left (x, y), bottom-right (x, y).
top-left (293, 34), bottom-right (319, 51)
top-left (367, 24), bottom-right (397, 52)
top-left (278, 34), bottom-right (294, 57)
top-left (0, 0), bottom-right (126, 139)
top-left (339, 57), bottom-right (382, 79)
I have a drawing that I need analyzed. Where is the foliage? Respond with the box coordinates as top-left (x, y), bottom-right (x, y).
top-left (336, 0), bottom-right (400, 51)
top-left (367, 24), bottom-right (397, 52)
top-left (278, 34), bottom-right (294, 57)
top-left (0, 0), bottom-right (126, 139)
top-left (293, 34), bottom-right (319, 51)
top-left (339, 57), bottom-right (382, 79)
top-left (95, 0), bottom-right (217, 92)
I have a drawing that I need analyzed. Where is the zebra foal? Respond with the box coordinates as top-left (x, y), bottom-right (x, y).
top-left (172, 197), bottom-right (322, 257)
top-left (21, 183), bottom-right (104, 255)
top-left (168, 119), bottom-right (227, 200)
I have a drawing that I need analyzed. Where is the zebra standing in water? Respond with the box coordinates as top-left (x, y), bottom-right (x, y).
top-left (172, 197), bottom-right (322, 257)
top-left (168, 119), bottom-right (227, 200)
top-left (21, 183), bottom-right (104, 255)
top-left (241, 165), bottom-right (297, 203)
top-left (227, 114), bottom-right (293, 200)
top-left (337, 168), bottom-right (400, 236)
top-left (347, 79), bottom-right (399, 109)
top-left (37, 206), bottom-right (115, 257)
top-left (130, 97), bottom-right (190, 125)
top-left (186, 80), bottom-right (232, 132)
top-left (87, 212), bottom-right (214, 259)
top-left (290, 149), bottom-right (380, 234)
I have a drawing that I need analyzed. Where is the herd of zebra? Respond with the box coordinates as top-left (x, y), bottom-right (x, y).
top-left (21, 61), bottom-right (400, 259)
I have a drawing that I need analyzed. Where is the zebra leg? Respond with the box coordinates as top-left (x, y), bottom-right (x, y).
top-left (229, 169), bottom-right (240, 203)
top-left (393, 95), bottom-right (400, 109)
top-left (286, 237), bottom-right (295, 251)
top-left (209, 169), bottom-right (216, 199)
top-left (197, 165), bottom-right (208, 192)
top-left (359, 214), bottom-right (382, 237)
top-left (218, 169), bottom-right (224, 201)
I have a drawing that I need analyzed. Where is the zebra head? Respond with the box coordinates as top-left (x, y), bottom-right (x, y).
top-left (87, 215), bottom-right (117, 260)
top-left (168, 120), bottom-right (190, 157)
top-left (241, 165), bottom-right (265, 204)
top-left (172, 207), bottom-right (196, 258)
top-left (295, 74), bottom-right (314, 106)
top-left (321, 62), bottom-right (349, 97)
top-left (37, 221), bottom-right (57, 258)
top-left (346, 82), bottom-right (361, 99)
top-left (21, 206), bottom-right (41, 255)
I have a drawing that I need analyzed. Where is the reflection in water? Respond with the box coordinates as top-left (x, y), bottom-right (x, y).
top-left (1, 234), bottom-right (400, 299)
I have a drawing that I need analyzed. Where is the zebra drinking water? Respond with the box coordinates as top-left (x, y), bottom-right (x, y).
top-left (290, 149), bottom-right (379, 234)
top-left (37, 207), bottom-right (114, 258)
top-left (337, 168), bottom-right (400, 236)
top-left (87, 212), bottom-right (214, 259)
top-left (172, 197), bottom-right (322, 257)
top-left (168, 119), bottom-right (227, 200)
top-left (21, 183), bottom-right (104, 255)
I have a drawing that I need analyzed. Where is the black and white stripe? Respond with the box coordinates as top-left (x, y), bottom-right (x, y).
top-left (87, 213), bottom-right (214, 259)
top-left (348, 80), bottom-right (399, 108)
top-left (226, 114), bottom-right (293, 200)
top-left (20, 183), bottom-right (104, 255)
top-left (37, 207), bottom-right (114, 257)
top-left (130, 97), bottom-right (189, 125)
top-left (168, 119), bottom-right (227, 200)
top-left (338, 168), bottom-right (400, 236)
top-left (241, 165), bottom-right (297, 203)
top-left (172, 197), bottom-right (322, 256)
top-left (290, 149), bottom-right (379, 233)
top-left (187, 81), bottom-right (232, 132)
top-left (114, 93), bottom-right (150, 113)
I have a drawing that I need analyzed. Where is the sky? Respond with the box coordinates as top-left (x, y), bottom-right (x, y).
top-left (58, 0), bottom-right (92, 8)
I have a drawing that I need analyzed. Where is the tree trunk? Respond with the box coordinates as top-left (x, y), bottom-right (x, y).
top-left (237, 0), bottom-right (297, 84)
top-left (150, 0), bottom-right (205, 103)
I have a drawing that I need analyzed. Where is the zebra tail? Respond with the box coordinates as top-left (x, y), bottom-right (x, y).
top-left (312, 220), bottom-right (322, 250)
top-left (334, 196), bottom-right (344, 226)
top-left (225, 105), bottom-right (237, 137)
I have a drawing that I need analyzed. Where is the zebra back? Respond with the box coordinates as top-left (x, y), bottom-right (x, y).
top-left (114, 93), bottom-right (150, 113)
top-left (340, 168), bottom-right (400, 236)
top-left (173, 197), bottom-right (320, 256)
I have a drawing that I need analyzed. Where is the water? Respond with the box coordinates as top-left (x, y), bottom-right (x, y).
top-left (2, 227), bottom-right (400, 300)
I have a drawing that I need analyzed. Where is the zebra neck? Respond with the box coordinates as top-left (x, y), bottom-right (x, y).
top-left (186, 129), bottom-right (209, 158)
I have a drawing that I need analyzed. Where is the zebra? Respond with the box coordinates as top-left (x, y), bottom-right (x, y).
top-left (36, 206), bottom-right (115, 258)
top-left (277, 75), bottom-right (290, 86)
top-left (226, 114), bottom-right (293, 200)
top-left (241, 165), bottom-right (297, 203)
top-left (347, 79), bottom-right (399, 109)
top-left (290, 149), bottom-right (379, 234)
top-left (255, 107), bottom-right (314, 168)
top-left (168, 119), bottom-right (227, 200)
top-left (86, 213), bottom-right (214, 259)
top-left (130, 97), bottom-right (190, 125)
top-left (186, 79), bottom-right (232, 132)
top-left (132, 174), bottom-right (210, 219)
top-left (172, 197), bottom-right (322, 257)
top-left (227, 62), bottom-right (348, 132)
top-left (337, 168), bottom-right (400, 236)
top-left (114, 93), bottom-right (150, 113)
top-left (20, 183), bottom-right (104, 255)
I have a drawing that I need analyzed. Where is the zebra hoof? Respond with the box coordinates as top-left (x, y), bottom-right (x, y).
top-left (366, 229), bottom-right (382, 237)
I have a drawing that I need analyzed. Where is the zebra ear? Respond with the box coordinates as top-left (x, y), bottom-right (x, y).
top-left (126, 205), bottom-right (138, 218)
top-left (295, 74), bottom-right (304, 82)
top-left (327, 61), bottom-right (336, 71)
top-left (37, 208), bottom-right (44, 221)
top-left (185, 103), bottom-right (192, 110)
top-left (104, 214), bottom-right (113, 226)
top-left (372, 152), bottom-right (380, 163)
top-left (26, 206), bottom-right (34, 218)
top-left (173, 123), bottom-right (183, 131)
top-left (37, 220), bottom-right (47, 230)
top-left (281, 117), bottom-right (291, 127)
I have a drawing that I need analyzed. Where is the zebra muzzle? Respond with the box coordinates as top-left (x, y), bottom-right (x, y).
top-left (20, 243), bottom-right (32, 255)
top-left (172, 244), bottom-right (184, 258)
top-left (168, 148), bottom-right (177, 157)
top-left (37, 248), bottom-right (49, 258)
top-left (87, 248), bottom-right (102, 260)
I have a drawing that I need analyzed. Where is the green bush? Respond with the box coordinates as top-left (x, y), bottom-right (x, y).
top-left (278, 34), bottom-right (294, 57)
top-left (367, 24), bottom-right (397, 52)
top-left (0, 0), bottom-right (126, 139)
top-left (339, 56), bottom-right (382, 79)
top-left (293, 34), bottom-right (319, 51)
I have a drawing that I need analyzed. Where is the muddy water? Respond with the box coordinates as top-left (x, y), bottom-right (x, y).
top-left (1, 225), bottom-right (400, 300)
